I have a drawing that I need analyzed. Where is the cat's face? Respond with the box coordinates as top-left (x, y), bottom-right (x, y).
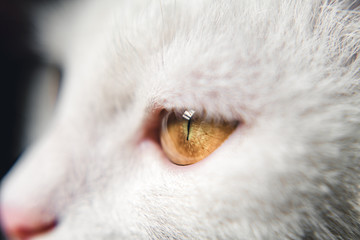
top-left (1, 1), bottom-right (360, 239)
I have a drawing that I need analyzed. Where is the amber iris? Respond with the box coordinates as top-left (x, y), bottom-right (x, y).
top-left (160, 112), bottom-right (238, 165)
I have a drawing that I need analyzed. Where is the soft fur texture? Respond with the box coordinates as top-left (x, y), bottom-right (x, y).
top-left (1, 0), bottom-right (360, 239)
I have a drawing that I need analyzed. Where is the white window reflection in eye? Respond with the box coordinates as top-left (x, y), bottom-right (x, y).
top-left (182, 110), bottom-right (195, 120)
top-left (160, 110), bottom-right (239, 166)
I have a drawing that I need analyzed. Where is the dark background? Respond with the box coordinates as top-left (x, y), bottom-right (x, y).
top-left (0, 0), bottom-right (43, 180)
top-left (0, 0), bottom-right (53, 238)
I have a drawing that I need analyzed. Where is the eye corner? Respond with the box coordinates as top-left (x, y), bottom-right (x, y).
top-left (139, 107), bottom-right (164, 145)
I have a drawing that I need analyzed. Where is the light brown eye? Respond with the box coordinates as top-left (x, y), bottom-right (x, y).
top-left (160, 110), bottom-right (238, 166)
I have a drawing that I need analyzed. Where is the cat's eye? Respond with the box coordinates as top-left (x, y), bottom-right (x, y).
top-left (160, 110), bottom-right (238, 165)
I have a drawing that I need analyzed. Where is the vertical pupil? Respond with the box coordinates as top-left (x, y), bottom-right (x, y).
top-left (182, 110), bottom-right (195, 141)
top-left (186, 119), bottom-right (191, 141)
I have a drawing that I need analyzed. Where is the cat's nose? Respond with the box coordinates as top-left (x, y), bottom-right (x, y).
top-left (0, 204), bottom-right (57, 239)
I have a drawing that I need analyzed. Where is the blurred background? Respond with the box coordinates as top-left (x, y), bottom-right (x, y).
top-left (1, 0), bottom-right (43, 179)
top-left (0, 0), bottom-right (51, 238)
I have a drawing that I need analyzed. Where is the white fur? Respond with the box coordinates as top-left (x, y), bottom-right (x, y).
top-left (1, 0), bottom-right (360, 239)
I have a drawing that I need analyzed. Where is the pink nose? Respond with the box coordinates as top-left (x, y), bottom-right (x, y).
top-left (0, 205), bottom-right (57, 239)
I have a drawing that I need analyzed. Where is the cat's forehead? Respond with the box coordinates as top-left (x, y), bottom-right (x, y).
top-left (49, 0), bottom-right (351, 124)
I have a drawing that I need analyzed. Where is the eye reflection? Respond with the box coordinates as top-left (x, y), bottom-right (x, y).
top-left (160, 110), bottom-right (238, 166)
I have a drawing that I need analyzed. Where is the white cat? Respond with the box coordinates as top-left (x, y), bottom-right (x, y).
top-left (1, 0), bottom-right (360, 239)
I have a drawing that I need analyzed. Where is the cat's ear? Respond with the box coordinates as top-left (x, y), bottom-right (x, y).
top-left (22, 65), bottom-right (62, 148)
